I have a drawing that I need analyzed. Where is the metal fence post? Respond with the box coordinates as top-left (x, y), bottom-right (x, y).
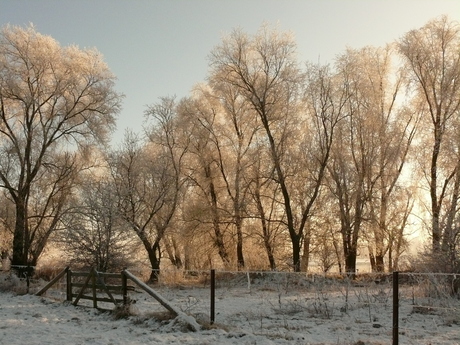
top-left (392, 271), bottom-right (399, 345)
top-left (210, 269), bottom-right (215, 325)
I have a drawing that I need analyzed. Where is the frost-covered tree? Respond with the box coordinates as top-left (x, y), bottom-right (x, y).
top-left (328, 45), bottom-right (416, 274)
top-left (209, 25), bottom-right (341, 271)
top-left (0, 25), bottom-right (122, 267)
top-left (111, 99), bottom-right (186, 281)
top-left (399, 16), bottom-right (460, 269)
top-left (60, 177), bottom-right (136, 271)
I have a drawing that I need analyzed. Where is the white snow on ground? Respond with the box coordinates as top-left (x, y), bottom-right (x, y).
top-left (1, 271), bottom-right (460, 345)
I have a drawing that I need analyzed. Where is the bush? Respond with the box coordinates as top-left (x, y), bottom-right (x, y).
top-left (0, 271), bottom-right (28, 295)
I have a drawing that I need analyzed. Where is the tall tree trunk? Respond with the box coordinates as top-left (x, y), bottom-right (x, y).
top-left (342, 221), bottom-right (360, 276)
top-left (301, 233), bottom-right (310, 272)
top-left (431, 131), bottom-right (442, 253)
top-left (234, 149), bottom-right (245, 270)
top-left (368, 245), bottom-right (376, 272)
top-left (375, 199), bottom-right (387, 272)
top-left (292, 235), bottom-right (302, 272)
top-left (345, 249), bottom-right (357, 275)
top-left (236, 219), bottom-right (244, 270)
top-left (392, 234), bottom-right (403, 272)
top-left (260, 209), bottom-right (276, 270)
top-left (234, 199), bottom-right (244, 269)
top-left (253, 177), bottom-right (276, 270)
top-left (441, 165), bottom-right (460, 269)
top-left (261, 118), bottom-right (301, 271)
top-left (209, 180), bottom-right (230, 267)
top-left (12, 198), bottom-right (27, 266)
top-left (147, 242), bottom-right (161, 283)
top-left (388, 245), bottom-right (393, 272)
top-left (164, 236), bottom-right (183, 269)
top-left (375, 254), bottom-right (385, 272)
top-left (332, 235), bottom-right (342, 274)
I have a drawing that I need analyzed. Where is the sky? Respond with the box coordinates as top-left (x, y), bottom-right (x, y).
top-left (1, 0), bottom-right (459, 145)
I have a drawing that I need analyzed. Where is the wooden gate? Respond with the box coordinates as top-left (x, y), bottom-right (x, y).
top-left (36, 267), bottom-right (130, 308)
top-left (35, 267), bottom-right (201, 331)
top-left (70, 267), bottom-right (127, 308)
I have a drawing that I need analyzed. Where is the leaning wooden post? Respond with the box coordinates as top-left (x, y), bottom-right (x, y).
top-left (392, 271), bottom-right (399, 345)
top-left (123, 269), bottom-right (200, 331)
top-left (210, 269), bottom-right (215, 325)
top-left (66, 267), bottom-right (72, 302)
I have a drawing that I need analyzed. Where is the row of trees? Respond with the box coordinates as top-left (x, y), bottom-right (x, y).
top-left (1, 16), bottom-right (460, 279)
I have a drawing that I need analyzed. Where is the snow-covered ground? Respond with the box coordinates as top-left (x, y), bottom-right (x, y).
top-left (1, 271), bottom-right (459, 345)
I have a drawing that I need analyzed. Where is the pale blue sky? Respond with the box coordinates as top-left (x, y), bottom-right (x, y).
top-left (1, 0), bottom-right (459, 144)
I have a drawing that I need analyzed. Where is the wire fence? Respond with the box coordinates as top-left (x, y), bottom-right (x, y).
top-left (6, 268), bottom-right (460, 344)
top-left (146, 270), bottom-right (460, 344)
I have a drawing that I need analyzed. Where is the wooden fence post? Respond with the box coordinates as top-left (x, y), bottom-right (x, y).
top-left (26, 265), bottom-right (31, 293)
top-left (122, 269), bottom-right (128, 305)
top-left (66, 267), bottom-right (72, 302)
top-left (210, 269), bottom-right (215, 325)
top-left (91, 268), bottom-right (97, 308)
top-left (392, 271), bottom-right (399, 345)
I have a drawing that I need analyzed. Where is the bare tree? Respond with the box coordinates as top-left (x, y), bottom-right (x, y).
top-left (191, 82), bottom-right (259, 269)
top-left (111, 133), bottom-right (165, 281)
top-left (21, 151), bottom-right (81, 266)
top-left (60, 176), bottom-right (136, 271)
top-left (246, 141), bottom-right (284, 270)
top-left (0, 25), bottom-right (121, 267)
top-left (179, 94), bottom-right (233, 267)
top-left (111, 98), bottom-right (186, 281)
top-left (327, 45), bottom-right (417, 274)
top-left (145, 97), bottom-right (189, 269)
top-left (209, 25), bottom-right (339, 271)
top-left (398, 16), bottom-right (460, 267)
top-left (300, 63), bottom-right (348, 271)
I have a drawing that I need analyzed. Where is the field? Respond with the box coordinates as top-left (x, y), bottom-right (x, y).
top-left (1, 270), bottom-right (460, 345)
